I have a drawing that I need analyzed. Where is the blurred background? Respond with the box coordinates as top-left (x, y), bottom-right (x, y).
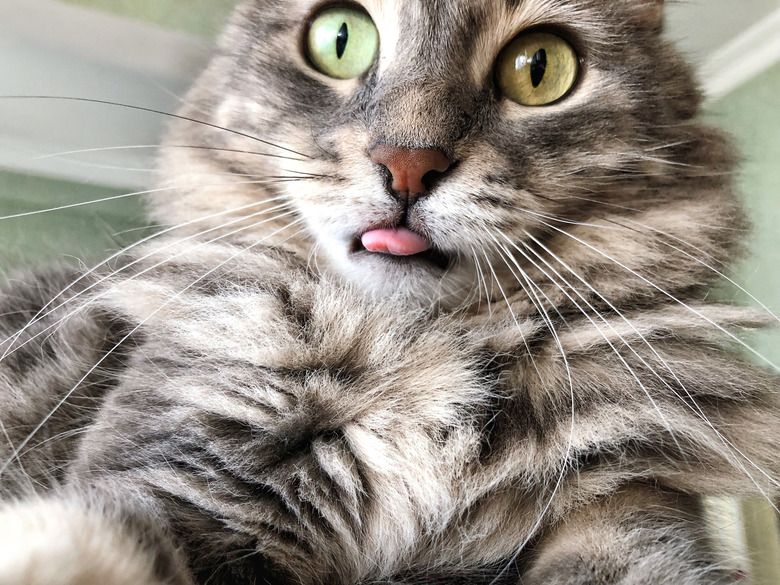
top-left (0, 0), bottom-right (778, 581)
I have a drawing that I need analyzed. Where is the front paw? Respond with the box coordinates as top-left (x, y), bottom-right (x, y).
top-left (0, 500), bottom-right (167, 585)
top-left (521, 488), bottom-right (741, 585)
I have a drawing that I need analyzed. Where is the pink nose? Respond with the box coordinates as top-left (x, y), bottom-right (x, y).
top-left (369, 145), bottom-right (453, 197)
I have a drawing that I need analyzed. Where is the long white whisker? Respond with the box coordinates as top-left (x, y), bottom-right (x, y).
top-left (520, 231), bottom-right (780, 503)
top-left (477, 242), bottom-right (575, 585)
top-left (610, 217), bottom-right (780, 324)
top-left (30, 157), bottom-right (319, 179)
top-left (552, 193), bottom-right (743, 233)
top-left (1, 202), bottom-right (298, 363)
top-left (0, 208), bottom-right (301, 473)
top-left (516, 220), bottom-right (780, 496)
top-left (33, 143), bottom-right (303, 162)
top-left (0, 96), bottom-right (312, 159)
top-left (0, 178), bottom-right (305, 222)
top-left (478, 246), bottom-right (544, 386)
top-left (470, 246), bottom-right (491, 316)
top-left (498, 231), bottom-right (685, 450)
top-left (1, 193), bottom-right (295, 360)
top-left (642, 140), bottom-right (691, 153)
top-left (528, 215), bottom-right (780, 372)
top-left (508, 204), bottom-right (621, 231)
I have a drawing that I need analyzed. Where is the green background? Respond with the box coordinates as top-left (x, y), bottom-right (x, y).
top-left (0, 170), bottom-right (150, 275)
top-left (60, 0), bottom-right (237, 37)
top-left (706, 63), bottom-right (780, 364)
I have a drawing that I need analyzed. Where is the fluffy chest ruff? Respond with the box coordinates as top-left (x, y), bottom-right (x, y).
top-left (39, 240), bottom-right (771, 584)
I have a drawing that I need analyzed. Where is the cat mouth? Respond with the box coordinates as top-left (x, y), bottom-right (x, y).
top-left (351, 227), bottom-right (451, 271)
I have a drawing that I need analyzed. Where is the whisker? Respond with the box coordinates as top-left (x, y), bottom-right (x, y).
top-left (0, 185), bottom-right (173, 221)
top-left (519, 230), bottom-right (780, 502)
top-left (34, 144), bottom-right (304, 162)
top-left (21, 426), bottom-right (92, 462)
top-left (605, 217), bottom-right (780, 324)
top-left (508, 221), bottom-right (780, 497)
top-left (0, 417), bottom-right (27, 491)
top-left (0, 178), bottom-right (308, 222)
top-left (478, 245), bottom-right (544, 383)
top-left (507, 204), bottom-right (622, 231)
top-left (528, 215), bottom-right (780, 372)
top-left (514, 192), bottom-right (755, 297)
top-left (554, 193), bottom-right (744, 234)
top-left (497, 231), bottom-right (684, 450)
top-left (0, 96), bottom-right (312, 160)
top-left (1, 203), bottom-right (299, 363)
top-left (522, 231), bottom-right (699, 392)
top-left (29, 157), bottom-right (320, 180)
top-left (1, 193), bottom-right (294, 358)
top-left (469, 247), bottom-right (491, 316)
top-left (481, 241), bottom-right (575, 585)
top-left (276, 169), bottom-right (335, 179)
top-left (642, 140), bottom-right (692, 152)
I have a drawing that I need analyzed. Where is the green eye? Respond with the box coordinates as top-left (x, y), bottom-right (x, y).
top-left (306, 6), bottom-right (379, 80)
top-left (495, 32), bottom-right (579, 106)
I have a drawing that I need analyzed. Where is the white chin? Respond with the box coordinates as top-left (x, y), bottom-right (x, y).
top-left (311, 232), bottom-right (478, 308)
top-left (352, 253), bottom-right (446, 299)
top-left (323, 246), bottom-right (465, 308)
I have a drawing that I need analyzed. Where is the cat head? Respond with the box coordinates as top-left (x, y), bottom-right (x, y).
top-left (152, 0), bottom-right (739, 310)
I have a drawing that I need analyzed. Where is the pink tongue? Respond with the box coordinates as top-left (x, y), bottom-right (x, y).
top-left (361, 227), bottom-right (431, 257)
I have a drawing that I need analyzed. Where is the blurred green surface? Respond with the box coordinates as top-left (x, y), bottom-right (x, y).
top-left (0, 170), bottom-right (152, 275)
top-left (59, 0), bottom-right (239, 37)
top-left (705, 62), bottom-right (780, 365)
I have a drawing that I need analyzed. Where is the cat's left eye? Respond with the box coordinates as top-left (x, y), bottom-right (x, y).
top-left (306, 6), bottom-right (379, 80)
top-left (495, 32), bottom-right (579, 106)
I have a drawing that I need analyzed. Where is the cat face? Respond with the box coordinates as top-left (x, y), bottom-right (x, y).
top-left (154, 0), bottom-right (731, 309)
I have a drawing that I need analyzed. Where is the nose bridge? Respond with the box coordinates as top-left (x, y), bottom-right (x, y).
top-left (366, 0), bottom-right (487, 151)
top-left (369, 80), bottom-right (477, 152)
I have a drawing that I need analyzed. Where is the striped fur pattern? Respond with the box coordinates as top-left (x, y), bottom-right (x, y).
top-left (1, 0), bottom-right (779, 584)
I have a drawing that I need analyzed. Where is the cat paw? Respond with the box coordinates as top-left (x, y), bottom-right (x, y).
top-left (0, 500), bottom-right (166, 585)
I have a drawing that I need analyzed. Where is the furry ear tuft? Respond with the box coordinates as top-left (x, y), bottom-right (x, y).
top-left (631, 0), bottom-right (664, 30)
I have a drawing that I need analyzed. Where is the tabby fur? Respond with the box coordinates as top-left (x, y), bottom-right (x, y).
top-left (1, 0), bottom-right (779, 584)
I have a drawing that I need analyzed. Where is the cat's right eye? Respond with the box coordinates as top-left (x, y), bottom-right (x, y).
top-left (495, 31), bottom-right (579, 106)
top-left (306, 5), bottom-right (379, 80)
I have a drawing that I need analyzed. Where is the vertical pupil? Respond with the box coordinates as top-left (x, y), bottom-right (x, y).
top-left (336, 22), bottom-right (349, 59)
top-left (530, 49), bottom-right (547, 88)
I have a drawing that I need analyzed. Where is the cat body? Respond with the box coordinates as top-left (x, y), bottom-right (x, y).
top-left (1, 0), bottom-right (779, 584)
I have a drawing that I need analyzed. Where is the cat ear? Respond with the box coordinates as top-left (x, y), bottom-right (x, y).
top-left (630, 0), bottom-right (664, 29)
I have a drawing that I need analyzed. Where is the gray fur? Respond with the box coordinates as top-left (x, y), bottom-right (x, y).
top-left (1, 0), bottom-right (778, 584)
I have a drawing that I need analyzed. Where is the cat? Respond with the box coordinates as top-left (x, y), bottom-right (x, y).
top-left (1, 0), bottom-right (779, 584)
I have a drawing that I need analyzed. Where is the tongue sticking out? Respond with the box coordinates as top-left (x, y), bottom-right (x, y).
top-left (361, 227), bottom-right (431, 257)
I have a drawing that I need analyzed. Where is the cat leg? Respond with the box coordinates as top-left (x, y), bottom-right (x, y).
top-left (0, 498), bottom-right (193, 585)
top-left (522, 486), bottom-right (738, 585)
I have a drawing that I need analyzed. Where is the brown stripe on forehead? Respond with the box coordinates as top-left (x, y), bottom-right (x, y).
top-left (356, 0), bottom-right (497, 149)
top-left (362, 0), bottom-right (494, 88)
top-left (400, 0), bottom-right (490, 58)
